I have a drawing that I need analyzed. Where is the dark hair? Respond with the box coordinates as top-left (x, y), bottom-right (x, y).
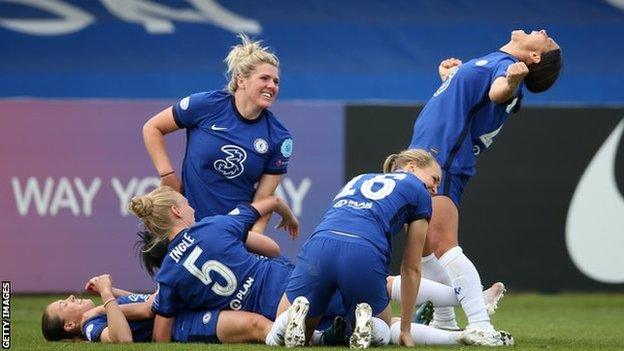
top-left (41, 309), bottom-right (76, 341)
top-left (525, 49), bottom-right (562, 93)
top-left (135, 229), bottom-right (168, 277)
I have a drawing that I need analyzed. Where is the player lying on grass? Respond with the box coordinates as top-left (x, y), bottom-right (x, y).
top-left (42, 273), bottom-right (152, 343)
top-left (41, 273), bottom-right (276, 343)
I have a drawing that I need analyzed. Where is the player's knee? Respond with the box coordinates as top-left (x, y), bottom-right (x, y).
top-left (434, 242), bottom-right (459, 258)
top-left (428, 222), bottom-right (457, 249)
top-left (248, 314), bottom-right (271, 339)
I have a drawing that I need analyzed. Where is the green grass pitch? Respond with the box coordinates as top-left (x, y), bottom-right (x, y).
top-left (8, 293), bottom-right (624, 350)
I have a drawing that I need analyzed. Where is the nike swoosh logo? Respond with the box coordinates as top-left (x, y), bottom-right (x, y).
top-left (566, 118), bottom-right (624, 283)
top-left (211, 124), bottom-right (227, 131)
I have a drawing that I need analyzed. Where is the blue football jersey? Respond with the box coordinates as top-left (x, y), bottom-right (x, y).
top-left (172, 90), bottom-right (293, 218)
top-left (152, 204), bottom-right (292, 320)
top-left (409, 51), bottom-right (523, 176)
top-left (313, 172), bottom-right (432, 262)
top-left (82, 294), bottom-right (153, 342)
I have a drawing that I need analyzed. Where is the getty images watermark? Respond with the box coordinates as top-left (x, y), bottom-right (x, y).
top-left (2, 281), bottom-right (9, 349)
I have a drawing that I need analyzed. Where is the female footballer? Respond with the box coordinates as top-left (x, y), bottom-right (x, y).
top-left (408, 29), bottom-right (562, 341)
top-left (142, 34), bottom-right (292, 232)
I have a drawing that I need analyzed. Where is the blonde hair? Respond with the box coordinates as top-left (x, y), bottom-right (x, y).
top-left (128, 186), bottom-right (180, 251)
top-left (224, 33), bottom-right (279, 94)
top-left (382, 149), bottom-right (436, 173)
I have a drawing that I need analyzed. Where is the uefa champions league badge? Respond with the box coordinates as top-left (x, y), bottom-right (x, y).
top-left (253, 138), bottom-right (269, 154)
top-left (281, 138), bottom-right (293, 158)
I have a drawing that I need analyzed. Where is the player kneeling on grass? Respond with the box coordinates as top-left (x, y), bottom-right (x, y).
top-left (271, 149), bottom-right (441, 348)
top-left (270, 150), bottom-right (514, 348)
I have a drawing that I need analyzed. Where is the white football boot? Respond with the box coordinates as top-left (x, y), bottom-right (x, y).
top-left (349, 303), bottom-right (373, 349)
top-left (483, 282), bottom-right (506, 316)
top-left (285, 296), bottom-right (310, 348)
top-left (459, 327), bottom-right (515, 346)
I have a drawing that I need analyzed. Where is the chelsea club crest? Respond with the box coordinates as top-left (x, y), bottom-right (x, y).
top-left (254, 138), bottom-right (269, 154)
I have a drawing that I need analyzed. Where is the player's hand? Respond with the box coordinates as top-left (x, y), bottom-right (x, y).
top-left (160, 174), bottom-right (182, 193)
top-left (399, 331), bottom-right (415, 347)
top-left (438, 57), bottom-right (462, 81)
top-left (276, 215), bottom-right (299, 239)
top-left (84, 279), bottom-right (98, 295)
top-left (85, 274), bottom-right (113, 295)
top-left (505, 62), bottom-right (529, 87)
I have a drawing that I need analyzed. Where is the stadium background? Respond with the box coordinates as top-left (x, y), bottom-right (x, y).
top-left (1, 0), bottom-right (623, 294)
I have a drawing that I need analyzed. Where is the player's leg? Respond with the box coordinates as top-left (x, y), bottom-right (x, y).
top-left (388, 275), bottom-right (458, 307)
top-left (349, 303), bottom-right (392, 349)
top-left (421, 170), bottom-right (462, 329)
top-left (311, 305), bottom-right (390, 348)
top-left (311, 291), bottom-right (351, 346)
top-left (267, 294), bottom-right (319, 347)
top-left (371, 305), bottom-right (392, 347)
top-left (310, 315), bottom-right (349, 346)
top-left (420, 249), bottom-right (460, 329)
top-left (431, 193), bottom-right (495, 332)
top-left (389, 321), bottom-right (462, 345)
top-left (336, 241), bottom-right (391, 348)
top-left (265, 294), bottom-right (291, 346)
top-left (274, 235), bottom-right (339, 346)
top-left (174, 309), bottom-right (272, 344)
top-left (389, 319), bottom-right (514, 346)
top-left (387, 276), bottom-right (505, 315)
top-left (215, 310), bottom-right (273, 343)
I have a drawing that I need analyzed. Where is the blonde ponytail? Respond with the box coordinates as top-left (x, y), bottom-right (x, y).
top-left (128, 186), bottom-right (181, 244)
top-left (382, 149), bottom-right (435, 173)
